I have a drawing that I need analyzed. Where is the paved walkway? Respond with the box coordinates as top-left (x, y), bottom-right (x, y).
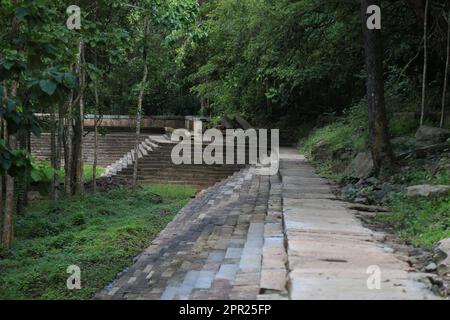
top-left (96, 148), bottom-right (437, 300)
top-left (279, 148), bottom-right (436, 300)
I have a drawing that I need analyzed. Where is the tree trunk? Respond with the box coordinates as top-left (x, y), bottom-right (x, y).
top-left (2, 170), bottom-right (15, 250)
top-left (361, 0), bottom-right (395, 176)
top-left (93, 81), bottom-right (99, 193)
top-left (441, 9), bottom-right (450, 128)
top-left (72, 39), bottom-right (85, 197)
top-left (54, 102), bottom-right (64, 199)
top-left (420, 0), bottom-right (429, 127)
top-left (50, 108), bottom-right (57, 200)
top-left (64, 90), bottom-right (74, 196)
top-left (2, 116), bottom-right (15, 250)
top-left (133, 17), bottom-right (150, 191)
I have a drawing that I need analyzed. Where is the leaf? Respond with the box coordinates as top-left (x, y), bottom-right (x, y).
top-left (39, 79), bottom-right (57, 96)
top-left (30, 169), bottom-right (42, 182)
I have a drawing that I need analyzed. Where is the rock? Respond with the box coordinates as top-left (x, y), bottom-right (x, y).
top-left (311, 140), bottom-right (331, 161)
top-left (332, 148), bottom-right (352, 161)
top-left (354, 197), bottom-right (368, 205)
top-left (27, 191), bottom-right (42, 202)
top-left (345, 152), bottom-right (374, 179)
top-left (383, 247), bottom-right (395, 254)
top-left (407, 185), bottom-right (450, 198)
top-left (373, 182), bottom-right (400, 203)
top-left (434, 238), bottom-right (450, 277)
top-left (341, 183), bottom-right (357, 200)
top-left (409, 248), bottom-right (425, 257)
top-left (415, 126), bottom-right (450, 143)
top-left (425, 262), bottom-right (437, 272)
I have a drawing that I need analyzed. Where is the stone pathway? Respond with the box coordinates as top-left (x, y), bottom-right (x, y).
top-left (279, 148), bottom-right (437, 300)
top-left (96, 167), bottom-right (287, 300)
top-left (96, 148), bottom-right (438, 300)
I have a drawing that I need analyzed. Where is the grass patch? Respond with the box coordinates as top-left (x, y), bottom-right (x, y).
top-left (0, 184), bottom-right (195, 300)
top-left (377, 160), bottom-right (450, 248)
top-left (378, 194), bottom-right (450, 248)
top-left (32, 161), bottom-right (105, 184)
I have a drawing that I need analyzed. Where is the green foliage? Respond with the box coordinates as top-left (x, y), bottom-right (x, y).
top-left (379, 194), bottom-right (450, 248)
top-left (389, 117), bottom-right (418, 138)
top-left (0, 184), bottom-right (195, 299)
top-left (30, 161), bottom-right (105, 184)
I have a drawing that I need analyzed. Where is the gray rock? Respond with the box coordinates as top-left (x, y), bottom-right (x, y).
top-left (355, 197), bottom-right (368, 205)
top-left (383, 247), bottom-right (395, 254)
top-left (345, 152), bottom-right (374, 179)
top-left (434, 238), bottom-right (450, 277)
top-left (311, 140), bottom-right (331, 161)
top-left (407, 185), bottom-right (450, 198)
top-left (415, 126), bottom-right (450, 143)
top-left (425, 262), bottom-right (437, 272)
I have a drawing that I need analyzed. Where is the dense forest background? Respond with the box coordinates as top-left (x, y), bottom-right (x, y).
top-left (2, 1), bottom-right (447, 127)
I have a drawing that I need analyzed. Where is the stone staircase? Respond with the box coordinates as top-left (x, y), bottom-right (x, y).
top-left (96, 166), bottom-right (289, 300)
top-left (111, 137), bottom-right (248, 190)
top-left (31, 132), bottom-right (150, 167)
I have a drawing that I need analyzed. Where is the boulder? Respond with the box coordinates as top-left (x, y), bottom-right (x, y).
top-left (345, 152), bottom-right (374, 179)
top-left (406, 185), bottom-right (450, 198)
top-left (311, 140), bottom-right (331, 161)
top-left (27, 191), bottom-right (42, 202)
top-left (415, 126), bottom-right (450, 143)
top-left (434, 238), bottom-right (450, 277)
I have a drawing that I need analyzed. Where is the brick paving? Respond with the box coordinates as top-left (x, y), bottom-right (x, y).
top-left (96, 167), bottom-right (288, 300)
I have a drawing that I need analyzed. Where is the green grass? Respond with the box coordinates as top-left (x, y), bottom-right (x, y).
top-left (376, 162), bottom-right (450, 248)
top-left (0, 184), bottom-right (195, 300)
top-left (378, 194), bottom-right (450, 248)
top-left (32, 161), bottom-right (105, 184)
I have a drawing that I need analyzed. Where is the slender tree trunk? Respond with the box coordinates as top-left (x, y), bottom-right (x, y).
top-left (441, 9), bottom-right (450, 128)
top-left (72, 39), bottom-right (85, 197)
top-left (133, 17), bottom-right (150, 191)
top-left (50, 108), bottom-right (57, 200)
top-left (54, 103), bottom-right (64, 200)
top-left (2, 170), bottom-right (15, 250)
top-left (361, 0), bottom-right (395, 176)
top-left (420, 0), bottom-right (429, 126)
top-left (93, 82), bottom-right (99, 193)
top-left (64, 90), bottom-right (74, 196)
top-left (2, 85), bottom-right (17, 250)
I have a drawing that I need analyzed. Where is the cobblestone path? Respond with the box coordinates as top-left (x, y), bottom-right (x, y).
top-left (96, 167), bottom-right (288, 300)
top-left (96, 148), bottom-right (438, 300)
